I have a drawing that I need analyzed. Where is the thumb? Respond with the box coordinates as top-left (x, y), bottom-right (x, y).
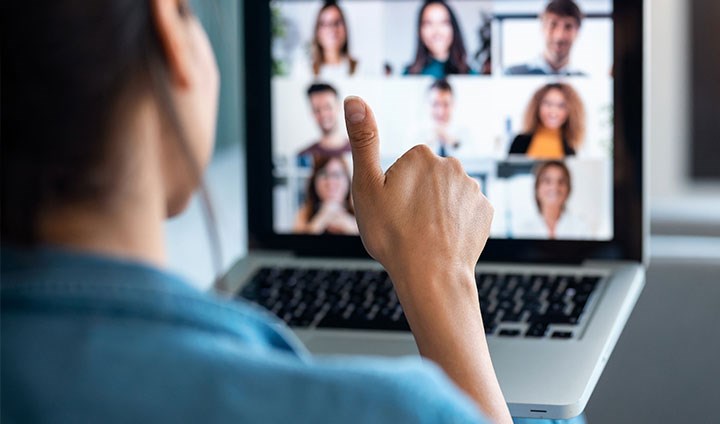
top-left (344, 96), bottom-right (384, 190)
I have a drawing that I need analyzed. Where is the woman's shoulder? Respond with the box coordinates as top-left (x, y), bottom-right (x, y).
top-left (509, 133), bottom-right (533, 154)
top-left (561, 136), bottom-right (577, 155)
top-left (267, 356), bottom-right (487, 423)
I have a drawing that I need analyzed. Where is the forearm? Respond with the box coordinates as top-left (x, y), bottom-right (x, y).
top-left (391, 267), bottom-right (512, 424)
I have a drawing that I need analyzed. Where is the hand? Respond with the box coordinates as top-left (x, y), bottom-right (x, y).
top-left (307, 202), bottom-right (343, 234)
top-left (325, 208), bottom-right (359, 235)
top-left (317, 201), bottom-right (344, 220)
top-left (344, 96), bottom-right (511, 424)
top-left (344, 98), bottom-right (493, 291)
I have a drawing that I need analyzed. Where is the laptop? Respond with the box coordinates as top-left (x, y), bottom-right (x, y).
top-left (222, 0), bottom-right (646, 419)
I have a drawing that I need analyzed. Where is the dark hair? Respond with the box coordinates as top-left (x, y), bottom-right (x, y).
top-left (407, 0), bottom-right (470, 75)
top-left (429, 78), bottom-right (453, 94)
top-left (534, 161), bottom-right (572, 212)
top-left (305, 155), bottom-right (353, 220)
top-left (1, 1), bottom-right (199, 246)
top-left (544, 0), bottom-right (584, 27)
top-left (311, 1), bottom-right (357, 76)
top-left (306, 83), bottom-right (339, 99)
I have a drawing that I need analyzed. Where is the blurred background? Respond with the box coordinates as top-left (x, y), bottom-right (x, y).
top-left (169, 1), bottom-right (719, 422)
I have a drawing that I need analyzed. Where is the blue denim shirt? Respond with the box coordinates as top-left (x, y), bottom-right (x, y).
top-left (1, 247), bottom-right (487, 423)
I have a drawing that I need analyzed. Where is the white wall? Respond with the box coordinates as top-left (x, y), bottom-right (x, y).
top-left (165, 0), bottom-right (246, 290)
top-left (647, 0), bottom-right (720, 224)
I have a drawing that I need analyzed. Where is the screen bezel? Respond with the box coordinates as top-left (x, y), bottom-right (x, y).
top-left (244, 0), bottom-right (644, 264)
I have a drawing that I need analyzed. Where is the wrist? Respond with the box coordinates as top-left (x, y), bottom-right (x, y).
top-left (387, 262), bottom-right (479, 315)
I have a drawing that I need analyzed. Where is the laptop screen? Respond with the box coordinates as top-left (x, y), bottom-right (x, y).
top-left (269, 0), bottom-right (614, 242)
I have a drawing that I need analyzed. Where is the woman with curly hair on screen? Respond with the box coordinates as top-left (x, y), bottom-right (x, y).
top-left (509, 82), bottom-right (586, 159)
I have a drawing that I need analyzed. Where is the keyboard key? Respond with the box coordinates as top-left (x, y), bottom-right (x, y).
top-left (551, 331), bottom-right (573, 339)
top-left (526, 322), bottom-right (549, 338)
top-left (531, 313), bottom-right (578, 325)
top-left (500, 311), bottom-right (522, 323)
top-left (498, 329), bottom-right (521, 337)
top-left (547, 301), bottom-right (568, 315)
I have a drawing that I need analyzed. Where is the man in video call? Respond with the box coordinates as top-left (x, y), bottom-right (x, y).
top-left (505, 0), bottom-right (585, 76)
top-left (425, 79), bottom-right (462, 158)
top-left (297, 83), bottom-right (351, 167)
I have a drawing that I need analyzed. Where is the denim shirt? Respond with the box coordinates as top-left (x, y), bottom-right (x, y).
top-left (1, 247), bottom-right (486, 423)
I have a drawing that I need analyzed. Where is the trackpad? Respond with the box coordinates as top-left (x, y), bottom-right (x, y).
top-left (300, 331), bottom-right (419, 357)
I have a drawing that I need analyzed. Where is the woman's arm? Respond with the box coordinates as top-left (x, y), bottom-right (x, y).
top-left (343, 96), bottom-right (512, 424)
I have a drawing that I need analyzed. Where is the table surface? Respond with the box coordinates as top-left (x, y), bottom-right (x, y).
top-left (585, 255), bottom-right (720, 423)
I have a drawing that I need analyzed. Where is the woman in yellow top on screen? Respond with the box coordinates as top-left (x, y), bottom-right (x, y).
top-left (509, 83), bottom-right (586, 159)
top-left (403, 0), bottom-right (475, 78)
top-left (308, 1), bottom-right (359, 79)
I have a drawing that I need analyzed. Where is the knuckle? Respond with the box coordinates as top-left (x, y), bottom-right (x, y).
top-left (447, 157), bottom-right (464, 173)
top-left (482, 196), bottom-right (495, 216)
top-left (411, 144), bottom-right (434, 158)
top-left (349, 127), bottom-right (376, 148)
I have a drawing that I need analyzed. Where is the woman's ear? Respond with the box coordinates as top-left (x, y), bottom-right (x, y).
top-left (150, 0), bottom-right (191, 88)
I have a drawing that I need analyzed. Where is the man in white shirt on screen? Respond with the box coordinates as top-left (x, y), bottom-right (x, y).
top-left (505, 0), bottom-right (586, 76)
top-left (416, 78), bottom-right (489, 160)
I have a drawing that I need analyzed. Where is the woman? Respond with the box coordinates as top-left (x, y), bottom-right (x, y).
top-left (516, 161), bottom-right (591, 239)
top-left (1, 1), bottom-right (512, 423)
top-left (310, 1), bottom-right (358, 78)
top-left (509, 83), bottom-right (586, 159)
top-left (293, 155), bottom-right (358, 235)
top-left (404, 0), bottom-right (474, 78)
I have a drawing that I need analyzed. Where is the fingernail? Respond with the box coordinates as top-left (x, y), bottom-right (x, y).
top-left (345, 96), bottom-right (366, 124)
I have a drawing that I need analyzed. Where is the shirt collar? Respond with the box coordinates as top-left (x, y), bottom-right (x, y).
top-left (528, 55), bottom-right (583, 76)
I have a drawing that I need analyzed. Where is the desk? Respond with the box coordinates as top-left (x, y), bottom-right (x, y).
top-left (585, 237), bottom-right (720, 423)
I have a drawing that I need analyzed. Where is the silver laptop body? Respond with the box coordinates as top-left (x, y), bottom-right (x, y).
top-left (228, 0), bottom-right (647, 419)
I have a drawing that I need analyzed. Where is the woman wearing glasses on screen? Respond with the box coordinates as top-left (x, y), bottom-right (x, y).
top-left (514, 161), bottom-right (591, 240)
top-left (301, 0), bottom-right (359, 79)
top-left (403, 0), bottom-right (475, 78)
top-left (293, 154), bottom-right (358, 235)
top-left (509, 83), bottom-right (586, 159)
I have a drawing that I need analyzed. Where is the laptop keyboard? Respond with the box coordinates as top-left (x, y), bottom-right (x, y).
top-left (237, 267), bottom-right (602, 339)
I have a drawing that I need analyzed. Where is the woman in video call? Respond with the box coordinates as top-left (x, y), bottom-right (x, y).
top-left (509, 82), bottom-right (586, 159)
top-left (2, 0), bottom-right (591, 423)
top-left (308, 0), bottom-right (359, 78)
top-left (516, 161), bottom-right (591, 239)
top-left (404, 0), bottom-right (475, 78)
top-left (293, 155), bottom-right (358, 235)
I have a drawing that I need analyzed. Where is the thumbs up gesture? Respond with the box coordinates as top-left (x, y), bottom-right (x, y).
top-left (344, 96), bottom-right (512, 424)
top-left (344, 96), bottom-right (494, 288)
